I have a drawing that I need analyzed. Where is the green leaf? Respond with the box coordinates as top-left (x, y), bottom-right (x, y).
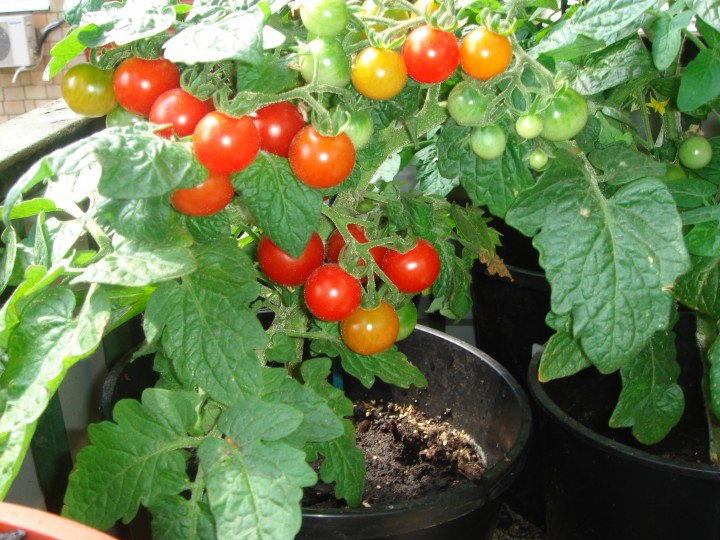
top-left (149, 493), bottom-right (216, 540)
top-left (675, 255), bottom-right (720, 319)
top-left (219, 397), bottom-right (304, 444)
top-left (696, 16), bottom-right (720, 48)
top-left (236, 56), bottom-right (299, 93)
top-left (506, 152), bottom-right (690, 372)
top-left (537, 327), bottom-right (591, 382)
top-left (437, 123), bottom-right (534, 218)
top-left (587, 143), bottom-right (666, 185)
top-left (651, 11), bottom-right (694, 71)
top-left (609, 328), bottom-right (684, 444)
top-left (677, 48), bottom-right (720, 112)
top-left (144, 241), bottom-right (266, 404)
top-left (77, 0), bottom-right (177, 47)
top-left (74, 239), bottom-right (196, 287)
top-left (531, 0), bottom-right (660, 60)
top-left (236, 152), bottom-right (322, 258)
top-left (414, 144), bottom-right (460, 197)
top-left (685, 0), bottom-right (720, 30)
top-left (0, 228), bottom-right (17, 295)
top-left (695, 137), bottom-right (720, 184)
top-left (427, 240), bottom-right (473, 321)
top-left (2, 199), bottom-right (58, 220)
top-left (63, 0), bottom-right (108, 26)
top-left (686, 221), bottom-right (720, 257)
top-left (306, 420), bottom-right (365, 507)
top-left (709, 328), bottom-right (720, 420)
top-left (0, 285), bottom-right (110, 497)
top-left (666, 177), bottom-right (717, 208)
top-left (63, 389), bottom-right (201, 529)
top-left (94, 196), bottom-right (177, 243)
top-left (164, 7), bottom-right (266, 65)
top-left (199, 437), bottom-right (316, 540)
top-left (300, 357), bottom-right (354, 417)
top-left (340, 347), bottom-right (428, 389)
top-left (44, 27), bottom-right (87, 80)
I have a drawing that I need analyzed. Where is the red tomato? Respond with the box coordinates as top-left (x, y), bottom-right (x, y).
top-left (459, 27), bottom-right (512, 81)
top-left (326, 224), bottom-right (387, 267)
top-left (149, 88), bottom-right (214, 138)
top-left (112, 57), bottom-right (180, 116)
top-left (257, 233), bottom-right (325, 287)
top-left (250, 102), bottom-right (306, 158)
top-left (381, 238), bottom-right (440, 293)
top-left (192, 111), bottom-right (260, 174)
top-left (288, 125), bottom-right (355, 188)
top-left (340, 300), bottom-right (399, 355)
top-left (303, 264), bottom-right (362, 321)
top-left (401, 25), bottom-right (459, 84)
top-left (170, 171), bottom-right (234, 216)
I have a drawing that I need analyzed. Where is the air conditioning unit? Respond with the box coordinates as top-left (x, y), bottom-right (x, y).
top-left (0, 15), bottom-right (37, 68)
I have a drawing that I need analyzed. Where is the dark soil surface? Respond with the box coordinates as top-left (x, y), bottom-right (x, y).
top-left (303, 399), bottom-right (486, 508)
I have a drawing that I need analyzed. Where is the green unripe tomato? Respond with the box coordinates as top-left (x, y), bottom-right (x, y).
top-left (541, 88), bottom-right (588, 141)
top-left (299, 0), bottom-right (349, 38)
top-left (447, 81), bottom-right (491, 126)
top-left (469, 125), bottom-right (506, 160)
top-left (515, 114), bottom-right (543, 139)
top-left (340, 108), bottom-right (373, 149)
top-left (396, 301), bottom-right (418, 341)
top-left (660, 163), bottom-right (687, 182)
top-left (299, 38), bottom-right (351, 87)
top-left (678, 136), bottom-right (712, 169)
top-left (528, 148), bottom-right (549, 171)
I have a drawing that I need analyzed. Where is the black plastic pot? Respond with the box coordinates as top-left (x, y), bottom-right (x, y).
top-left (103, 325), bottom-right (531, 540)
top-left (528, 313), bottom-right (720, 540)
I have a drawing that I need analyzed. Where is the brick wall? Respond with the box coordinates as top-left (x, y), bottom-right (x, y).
top-left (0, 0), bottom-right (81, 123)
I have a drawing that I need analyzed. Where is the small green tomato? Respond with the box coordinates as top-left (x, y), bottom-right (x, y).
top-left (469, 125), bottom-right (506, 160)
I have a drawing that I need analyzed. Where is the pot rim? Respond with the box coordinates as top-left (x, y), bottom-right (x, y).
top-left (303, 323), bottom-right (533, 518)
top-left (528, 353), bottom-right (720, 479)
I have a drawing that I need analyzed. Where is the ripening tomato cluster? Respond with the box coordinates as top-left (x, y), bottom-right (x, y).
top-left (257, 226), bottom-right (440, 355)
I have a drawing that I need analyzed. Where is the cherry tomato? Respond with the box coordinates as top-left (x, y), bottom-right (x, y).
top-left (326, 224), bottom-right (387, 271)
top-left (149, 88), bottom-right (214, 138)
top-left (447, 81), bottom-right (491, 126)
top-left (415, 0), bottom-right (439, 16)
top-left (257, 233), bottom-right (325, 287)
top-left (351, 47), bottom-right (407, 101)
top-left (661, 163), bottom-right (687, 182)
top-left (515, 114), bottom-right (543, 140)
top-left (528, 148), bottom-right (549, 171)
top-left (250, 102), bottom-right (306, 158)
top-left (469, 125), bottom-right (506, 160)
top-left (112, 57), bottom-right (180, 116)
top-left (299, 38), bottom-right (351, 87)
top-left (300, 0), bottom-right (349, 38)
top-left (288, 125), bottom-right (356, 188)
top-left (678, 136), bottom-right (712, 169)
top-left (540, 88), bottom-right (588, 142)
top-left (459, 27), bottom-right (512, 81)
top-left (61, 63), bottom-right (118, 117)
top-left (170, 171), bottom-right (234, 216)
top-left (395, 301), bottom-right (417, 341)
top-left (381, 239), bottom-right (440, 293)
top-left (192, 111), bottom-right (260, 174)
top-left (401, 25), bottom-right (459, 84)
top-left (304, 264), bottom-right (362, 321)
top-left (360, 0), bottom-right (409, 32)
top-left (335, 107), bottom-right (373, 149)
top-left (340, 300), bottom-right (399, 355)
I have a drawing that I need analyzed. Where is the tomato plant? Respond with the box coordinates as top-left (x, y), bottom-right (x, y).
top-left (401, 25), bottom-right (459, 84)
top-left (299, 38), bottom-right (351, 87)
top-left (112, 57), bottom-right (180, 116)
top-left (351, 47), bottom-right (407, 101)
top-left (257, 232), bottom-right (324, 287)
top-left (149, 88), bottom-right (214, 139)
top-left (459, 27), bottom-right (512, 81)
top-left (678, 136), bottom-right (713, 169)
top-left (288, 125), bottom-right (355, 188)
top-left (381, 239), bottom-right (440, 293)
top-left (340, 300), bottom-right (400, 355)
top-left (61, 64), bottom-right (117, 117)
top-left (540, 88), bottom-right (588, 141)
top-left (447, 81), bottom-right (491, 126)
top-left (299, 0), bottom-right (349, 38)
top-left (192, 111), bottom-right (260, 174)
top-left (469, 125), bottom-right (506, 160)
top-left (304, 264), bottom-right (362, 321)
top-left (250, 102), bottom-right (306, 158)
top-left (170, 171), bottom-right (234, 216)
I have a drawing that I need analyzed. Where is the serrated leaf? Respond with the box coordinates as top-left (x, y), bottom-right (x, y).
top-left (78, 0), bottom-right (177, 47)
top-left (506, 151), bottom-right (690, 372)
top-left (666, 177), bottom-right (717, 208)
top-left (677, 48), bottom-right (720, 112)
top-left (437, 123), bottom-right (534, 218)
top-left (340, 347), bottom-right (428, 389)
top-left (199, 437), bottom-right (316, 540)
top-left (149, 493), bottom-right (216, 540)
top-left (63, 0), bottom-right (108, 26)
top-left (686, 221), bottom-right (720, 257)
top-left (587, 143), bottom-right (666, 185)
top-left (306, 419), bottom-right (365, 507)
top-left (236, 56), bottom-right (299, 93)
top-left (63, 389), bottom-right (200, 529)
top-left (164, 8), bottom-right (266, 65)
top-left (414, 144), bottom-right (459, 197)
top-left (236, 152), bottom-right (322, 257)
top-left (537, 328), bottom-right (591, 382)
top-left (686, 0), bottom-right (720, 30)
top-left (0, 285), bottom-right (110, 497)
top-left (145, 241), bottom-right (266, 404)
top-left (609, 328), bottom-right (684, 444)
top-left (74, 239), bottom-right (196, 287)
top-left (220, 397), bottom-right (304, 444)
top-left (675, 255), bottom-right (720, 319)
top-left (44, 27), bottom-right (87, 80)
top-left (300, 357), bottom-right (354, 417)
top-left (427, 240), bottom-right (473, 321)
top-left (94, 196), bottom-right (174, 243)
top-left (181, 212), bottom-right (230, 244)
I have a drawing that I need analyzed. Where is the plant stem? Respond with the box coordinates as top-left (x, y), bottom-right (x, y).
top-left (696, 313), bottom-right (720, 464)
